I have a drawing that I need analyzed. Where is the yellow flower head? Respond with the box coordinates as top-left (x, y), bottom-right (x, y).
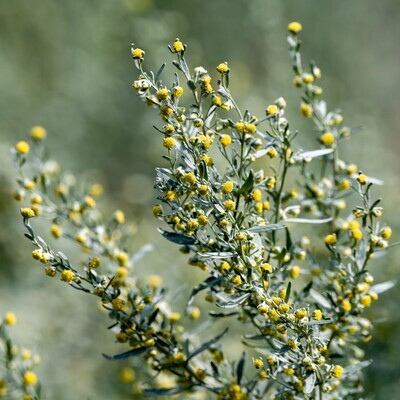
top-left (21, 207), bottom-right (35, 218)
top-left (320, 132), bottom-right (335, 147)
top-left (266, 104), bottom-right (279, 115)
top-left (131, 47), bottom-right (145, 59)
top-left (114, 210), bottom-right (125, 224)
top-left (219, 134), bottom-right (232, 147)
top-left (23, 371), bottom-right (37, 386)
top-left (156, 88), bottom-right (169, 101)
top-left (300, 103), bottom-right (313, 118)
top-left (173, 86), bottom-right (184, 98)
top-left (163, 137), bottom-right (175, 150)
top-left (222, 181), bottom-right (234, 194)
top-left (173, 39), bottom-right (184, 53)
top-left (15, 141), bottom-right (30, 154)
top-left (147, 274), bottom-right (162, 288)
top-left (288, 21), bottom-right (302, 34)
top-left (31, 126), bottom-right (47, 141)
top-left (61, 270), bottom-right (75, 283)
top-left (224, 200), bottom-right (236, 211)
top-left (4, 312), bottom-right (17, 326)
top-left (325, 234), bottom-right (337, 246)
top-left (253, 358), bottom-right (264, 369)
top-left (216, 62), bottom-right (229, 74)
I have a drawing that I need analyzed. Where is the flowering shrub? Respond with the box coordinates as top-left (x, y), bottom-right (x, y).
top-left (9, 23), bottom-right (395, 399)
top-left (0, 313), bottom-right (41, 399)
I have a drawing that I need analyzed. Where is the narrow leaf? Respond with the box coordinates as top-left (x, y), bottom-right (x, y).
top-left (188, 328), bottom-right (229, 360)
top-left (103, 347), bottom-right (147, 361)
top-left (371, 280), bottom-right (396, 294)
top-left (247, 224), bottom-right (286, 233)
top-left (158, 228), bottom-right (197, 245)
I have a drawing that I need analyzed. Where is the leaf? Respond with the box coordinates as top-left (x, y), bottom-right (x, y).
top-left (209, 311), bottom-right (239, 318)
top-left (216, 292), bottom-right (251, 308)
top-left (294, 148), bottom-right (333, 162)
top-left (188, 328), bottom-right (229, 360)
top-left (131, 243), bottom-right (154, 263)
top-left (236, 352), bottom-right (246, 383)
top-left (247, 224), bottom-right (286, 233)
top-left (140, 289), bottom-right (165, 324)
top-left (371, 280), bottom-right (396, 294)
top-left (304, 319), bottom-right (333, 326)
top-left (344, 360), bottom-right (372, 374)
top-left (198, 160), bottom-right (208, 182)
top-left (187, 276), bottom-right (223, 308)
top-left (154, 63), bottom-right (166, 83)
top-left (197, 251), bottom-right (236, 259)
top-left (102, 347), bottom-right (147, 361)
top-left (285, 282), bottom-right (292, 303)
top-left (239, 170), bottom-right (254, 195)
top-left (310, 289), bottom-right (332, 309)
top-left (158, 228), bottom-right (197, 245)
top-left (304, 371), bottom-right (316, 394)
top-left (283, 217), bottom-right (333, 224)
top-left (143, 387), bottom-right (190, 396)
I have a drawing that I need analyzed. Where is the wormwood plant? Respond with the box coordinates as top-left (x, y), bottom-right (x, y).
top-left (10, 22), bottom-right (395, 399)
top-left (0, 313), bottom-right (41, 399)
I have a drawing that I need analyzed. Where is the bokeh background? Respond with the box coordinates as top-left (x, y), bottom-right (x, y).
top-left (0, 0), bottom-right (399, 398)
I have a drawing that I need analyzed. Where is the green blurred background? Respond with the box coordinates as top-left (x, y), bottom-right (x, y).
top-left (0, 0), bottom-right (399, 398)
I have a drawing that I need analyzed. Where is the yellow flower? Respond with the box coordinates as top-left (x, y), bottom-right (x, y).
top-left (253, 358), bottom-right (264, 369)
top-left (289, 266), bottom-right (301, 279)
top-left (172, 86), bottom-right (184, 98)
top-left (120, 368), bottom-right (135, 384)
top-left (169, 312), bottom-right (181, 322)
top-left (156, 88), bottom-right (169, 101)
top-left (4, 312), bottom-right (17, 326)
top-left (190, 307), bottom-right (201, 320)
top-left (351, 229), bottom-right (363, 241)
top-left (338, 179), bottom-right (350, 190)
top-left (224, 200), bottom-right (236, 211)
top-left (197, 214), bottom-right (208, 226)
top-left (21, 207), bottom-right (35, 218)
top-left (147, 274), bottom-right (162, 288)
top-left (266, 104), bottom-right (279, 115)
top-left (163, 137), bottom-right (175, 150)
top-left (324, 234), bottom-right (337, 246)
top-left (222, 181), bottom-right (234, 194)
top-left (245, 123), bottom-right (256, 134)
top-left (252, 189), bottom-right (262, 202)
top-left (165, 190), bottom-right (176, 201)
top-left (116, 251), bottom-right (129, 266)
top-left (90, 183), bottom-right (104, 197)
top-left (51, 224), bottom-right (62, 238)
top-left (341, 299), bottom-right (351, 312)
top-left (114, 210), bottom-right (125, 224)
top-left (23, 371), bottom-right (37, 386)
top-left (153, 204), bottom-right (163, 216)
top-left (320, 132), bottom-right (335, 147)
top-left (61, 270), bottom-right (75, 283)
top-left (300, 103), bottom-right (313, 118)
top-left (160, 105), bottom-right (174, 118)
top-left (173, 39), bottom-right (184, 52)
top-left (332, 365), bottom-right (343, 379)
top-left (131, 47), bottom-right (145, 59)
top-left (357, 173), bottom-right (367, 185)
top-left (302, 73), bottom-right (314, 84)
top-left (184, 172), bottom-right (196, 185)
top-left (231, 275), bottom-right (242, 285)
top-left (360, 295), bottom-right (371, 308)
top-left (312, 309), bottom-right (323, 321)
top-left (89, 257), bottom-right (101, 269)
top-left (30, 126), bottom-right (47, 140)
top-left (84, 195), bottom-right (96, 208)
top-left (288, 21), bottom-right (302, 34)
top-left (15, 140), bottom-right (30, 154)
top-left (216, 62), bottom-right (229, 74)
top-left (112, 298), bottom-right (125, 311)
top-left (235, 121), bottom-right (245, 132)
top-left (198, 185), bottom-right (208, 196)
top-left (219, 134), bottom-right (232, 147)
top-left (267, 147), bottom-right (277, 158)
top-left (381, 227), bottom-right (392, 239)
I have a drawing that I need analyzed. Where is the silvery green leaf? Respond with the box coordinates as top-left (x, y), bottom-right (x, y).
top-left (158, 228), bottom-right (197, 245)
top-left (143, 387), bottom-right (190, 396)
top-left (187, 276), bottom-right (223, 307)
top-left (304, 371), bottom-right (316, 394)
top-left (247, 224), bottom-right (286, 233)
top-left (216, 292), bottom-right (251, 308)
top-left (197, 251), bottom-right (236, 259)
top-left (283, 217), bottom-right (333, 224)
top-left (236, 352), bottom-right (246, 383)
top-left (103, 347), bottom-right (147, 361)
top-left (253, 148), bottom-right (269, 159)
top-left (344, 360), bottom-right (372, 374)
top-left (310, 289), bottom-right (332, 309)
top-left (293, 148), bottom-right (333, 162)
top-left (371, 280), bottom-right (396, 294)
top-left (131, 243), bottom-right (154, 263)
top-left (305, 319), bottom-right (333, 326)
top-left (188, 328), bottom-right (228, 360)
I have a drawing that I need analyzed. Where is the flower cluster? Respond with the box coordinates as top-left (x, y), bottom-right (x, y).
top-left (0, 313), bottom-right (41, 399)
top-left (11, 23), bottom-right (394, 399)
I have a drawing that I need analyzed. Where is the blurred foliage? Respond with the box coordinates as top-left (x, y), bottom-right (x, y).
top-left (0, 0), bottom-right (399, 398)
